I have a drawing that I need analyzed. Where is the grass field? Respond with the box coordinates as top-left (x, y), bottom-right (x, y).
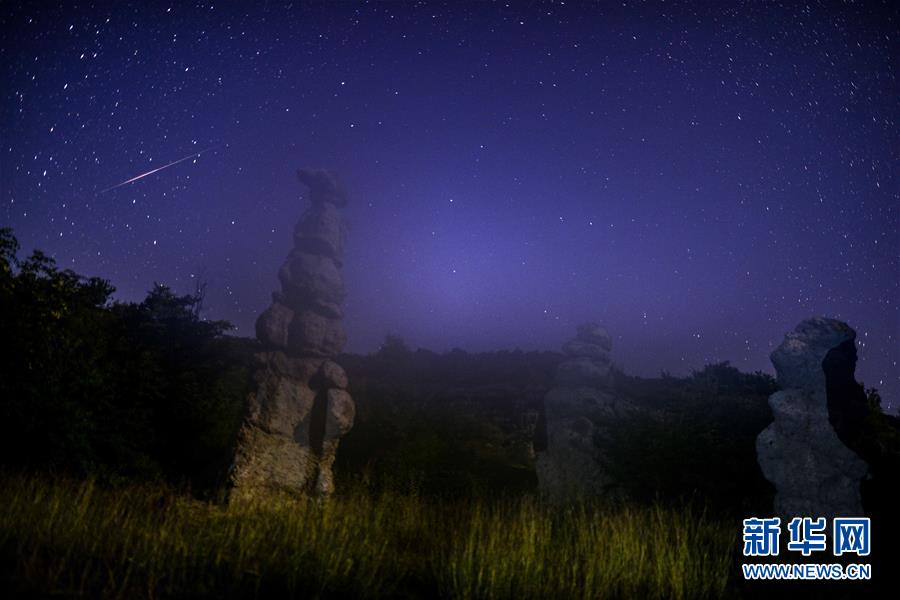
top-left (0, 474), bottom-right (734, 599)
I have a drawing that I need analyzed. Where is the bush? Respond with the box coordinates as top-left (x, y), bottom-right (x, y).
top-left (0, 229), bottom-right (252, 491)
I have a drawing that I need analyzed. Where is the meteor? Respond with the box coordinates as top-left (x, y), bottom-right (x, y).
top-left (100, 146), bottom-right (216, 193)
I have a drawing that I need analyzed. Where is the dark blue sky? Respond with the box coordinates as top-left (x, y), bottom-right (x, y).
top-left (2, 2), bottom-right (897, 410)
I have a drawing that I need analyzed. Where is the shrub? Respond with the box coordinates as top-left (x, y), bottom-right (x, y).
top-left (0, 229), bottom-right (251, 491)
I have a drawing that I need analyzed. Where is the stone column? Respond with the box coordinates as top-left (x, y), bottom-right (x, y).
top-left (535, 323), bottom-right (619, 498)
top-left (756, 318), bottom-right (868, 518)
top-left (230, 168), bottom-right (355, 498)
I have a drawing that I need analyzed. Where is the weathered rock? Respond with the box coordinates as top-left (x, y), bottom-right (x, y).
top-left (561, 339), bottom-right (610, 360)
top-left (325, 389), bottom-right (355, 438)
top-left (256, 350), bottom-right (325, 381)
top-left (556, 356), bottom-right (611, 388)
top-left (230, 426), bottom-right (314, 495)
top-left (535, 404), bottom-right (608, 497)
top-left (278, 251), bottom-right (345, 309)
top-left (542, 386), bottom-right (617, 421)
top-left (256, 302), bottom-right (293, 349)
top-left (756, 318), bottom-right (868, 518)
top-left (250, 361), bottom-right (317, 436)
top-left (312, 360), bottom-right (349, 390)
top-left (314, 439), bottom-right (341, 496)
top-left (230, 168), bottom-right (355, 499)
top-left (535, 324), bottom-right (623, 498)
top-left (287, 309), bottom-right (347, 356)
top-left (770, 318), bottom-right (856, 390)
top-left (575, 322), bottom-right (612, 351)
top-left (294, 202), bottom-right (346, 263)
top-left (297, 168), bottom-right (348, 208)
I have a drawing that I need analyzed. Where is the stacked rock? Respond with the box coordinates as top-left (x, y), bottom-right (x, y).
top-left (756, 318), bottom-right (868, 518)
top-left (535, 323), bottom-right (619, 498)
top-left (230, 168), bottom-right (355, 498)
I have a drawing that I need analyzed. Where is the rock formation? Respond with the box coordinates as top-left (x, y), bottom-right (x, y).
top-left (756, 318), bottom-right (868, 518)
top-left (230, 168), bottom-right (355, 498)
top-left (535, 323), bottom-right (621, 497)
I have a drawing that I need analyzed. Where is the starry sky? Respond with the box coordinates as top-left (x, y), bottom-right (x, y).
top-left (2, 2), bottom-right (897, 411)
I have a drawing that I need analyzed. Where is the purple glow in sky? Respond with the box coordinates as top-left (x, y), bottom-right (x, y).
top-left (2, 2), bottom-right (897, 409)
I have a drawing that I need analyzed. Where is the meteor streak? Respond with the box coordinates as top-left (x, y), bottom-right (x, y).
top-left (100, 147), bottom-right (216, 193)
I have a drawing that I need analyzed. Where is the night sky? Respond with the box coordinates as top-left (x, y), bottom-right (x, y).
top-left (2, 2), bottom-right (897, 411)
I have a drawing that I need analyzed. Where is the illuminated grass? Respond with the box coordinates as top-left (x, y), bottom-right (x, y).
top-left (0, 475), bottom-right (734, 598)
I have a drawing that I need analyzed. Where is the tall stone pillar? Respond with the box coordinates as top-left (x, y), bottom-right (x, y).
top-left (230, 168), bottom-right (355, 498)
top-left (756, 318), bottom-right (868, 518)
top-left (535, 323), bottom-right (619, 498)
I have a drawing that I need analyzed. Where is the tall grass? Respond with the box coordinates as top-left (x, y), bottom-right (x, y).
top-left (439, 500), bottom-right (733, 600)
top-left (0, 474), bottom-right (734, 598)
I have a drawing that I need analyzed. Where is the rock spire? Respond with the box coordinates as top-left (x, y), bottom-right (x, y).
top-left (756, 318), bottom-right (868, 518)
top-left (230, 168), bottom-right (355, 498)
top-left (535, 323), bottom-right (620, 497)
